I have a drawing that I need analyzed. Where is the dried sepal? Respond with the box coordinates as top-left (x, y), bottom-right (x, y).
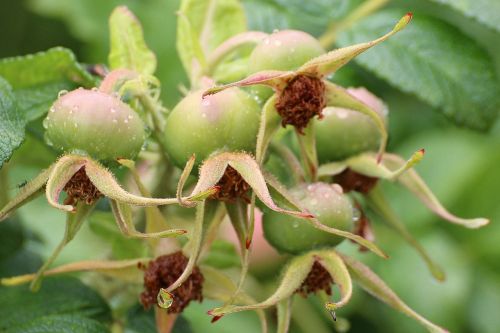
top-left (340, 254), bottom-right (449, 333)
top-left (1, 258), bottom-right (147, 286)
top-left (324, 82), bottom-right (388, 161)
top-left (315, 250), bottom-right (352, 311)
top-left (0, 166), bottom-right (52, 221)
top-left (31, 201), bottom-right (96, 291)
top-left (110, 200), bottom-right (186, 238)
top-left (84, 158), bottom-right (190, 206)
top-left (382, 153), bottom-right (489, 228)
top-left (203, 70), bottom-right (295, 97)
top-left (208, 252), bottom-right (316, 317)
top-left (45, 155), bottom-right (87, 212)
top-left (191, 152), bottom-right (312, 218)
top-left (366, 186), bottom-right (445, 281)
top-left (297, 13), bottom-right (412, 77)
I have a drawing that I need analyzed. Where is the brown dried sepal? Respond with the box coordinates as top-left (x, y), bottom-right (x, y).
top-left (296, 259), bottom-right (333, 297)
top-left (334, 168), bottom-right (379, 194)
top-left (140, 251), bottom-right (204, 314)
top-left (63, 167), bottom-right (102, 206)
top-left (275, 74), bottom-right (326, 133)
top-left (211, 166), bottom-right (250, 203)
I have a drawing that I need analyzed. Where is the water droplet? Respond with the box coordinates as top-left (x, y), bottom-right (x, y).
top-left (50, 107), bottom-right (56, 113)
top-left (57, 90), bottom-right (68, 98)
top-left (42, 118), bottom-right (49, 129)
top-left (336, 109), bottom-right (349, 119)
top-left (292, 221), bottom-right (299, 228)
top-left (201, 99), bottom-right (211, 107)
top-left (157, 288), bottom-right (174, 309)
top-left (352, 207), bottom-right (361, 222)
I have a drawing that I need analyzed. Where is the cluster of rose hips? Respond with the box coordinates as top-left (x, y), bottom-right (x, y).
top-left (0, 7), bottom-right (487, 333)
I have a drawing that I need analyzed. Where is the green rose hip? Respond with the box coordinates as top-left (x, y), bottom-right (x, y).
top-left (164, 87), bottom-right (261, 167)
top-left (263, 182), bottom-right (354, 254)
top-left (315, 88), bottom-right (388, 163)
top-left (248, 30), bottom-right (324, 102)
top-left (43, 88), bottom-right (146, 162)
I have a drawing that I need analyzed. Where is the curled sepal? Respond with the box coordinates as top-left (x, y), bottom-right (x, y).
top-left (324, 82), bottom-right (388, 162)
top-left (298, 13), bottom-right (412, 77)
top-left (256, 95), bottom-right (281, 164)
top-left (340, 254), bottom-right (449, 333)
top-left (111, 200), bottom-right (186, 239)
top-left (318, 150), bottom-right (424, 180)
top-left (203, 70), bottom-right (294, 97)
top-left (315, 250), bottom-right (352, 311)
top-left (366, 186), bottom-right (445, 281)
top-left (264, 174), bottom-right (387, 258)
top-left (382, 153), bottom-right (489, 228)
top-left (31, 201), bottom-right (96, 291)
top-left (176, 154), bottom-right (197, 207)
top-left (85, 158), bottom-right (189, 206)
top-left (0, 166), bottom-right (52, 221)
top-left (46, 155), bottom-right (87, 212)
top-left (208, 252), bottom-right (316, 317)
top-left (191, 152), bottom-right (312, 219)
top-left (1, 258), bottom-right (147, 286)
top-left (166, 201), bottom-right (206, 293)
top-left (202, 265), bottom-right (268, 332)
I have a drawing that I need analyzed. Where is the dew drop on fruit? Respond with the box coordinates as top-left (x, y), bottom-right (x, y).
top-left (42, 118), bottom-right (49, 129)
top-left (57, 90), bottom-right (68, 98)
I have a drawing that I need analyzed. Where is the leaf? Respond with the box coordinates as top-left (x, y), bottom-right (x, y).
top-left (0, 77), bottom-right (24, 168)
top-left (337, 10), bottom-right (500, 131)
top-left (0, 47), bottom-right (96, 121)
top-left (108, 6), bottom-right (157, 75)
top-left (0, 218), bottom-right (25, 261)
top-left (177, 0), bottom-right (247, 77)
top-left (6, 315), bottom-right (109, 333)
top-left (0, 276), bottom-right (111, 332)
top-left (341, 254), bottom-right (449, 333)
top-left (428, 0), bottom-right (500, 32)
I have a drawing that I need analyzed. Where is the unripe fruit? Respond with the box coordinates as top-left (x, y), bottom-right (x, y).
top-left (249, 30), bottom-right (324, 101)
top-left (43, 88), bottom-right (146, 162)
top-left (315, 88), bottom-right (388, 163)
top-left (263, 182), bottom-right (353, 254)
top-left (164, 88), bottom-right (261, 167)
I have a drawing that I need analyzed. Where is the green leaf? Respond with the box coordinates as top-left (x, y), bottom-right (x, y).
top-left (177, 0), bottom-right (247, 77)
top-left (0, 218), bottom-right (24, 260)
top-left (338, 10), bottom-right (500, 131)
top-left (0, 276), bottom-right (111, 332)
top-left (0, 47), bottom-right (96, 121)
top-left (428, 0), bottom-right (500, 32)
top-left (0, 77), bottom-right (24, 168)
top-left (6, 315), bottom-right (109, 333)
top-left (108, 6), bottom-right (157, 75)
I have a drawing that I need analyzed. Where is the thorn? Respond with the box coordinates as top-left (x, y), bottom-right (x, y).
top-left (406, 12), bottom-right (413, 20)
top-left (245, 237), bottom-right (252, 249)
top-left (418, 148), bottom-right (425, 155)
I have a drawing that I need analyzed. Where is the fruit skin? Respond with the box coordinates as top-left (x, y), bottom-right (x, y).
top-left (164, 87), bottom-right (261, 167)
top-left (248, 30), bottom-right (325, 102)
top-left (315, 87), bottom-right (388, 163)
top-left (263, 182), bottom-right (353, 254)
top-left (44, 88), bottom-right (146, 162)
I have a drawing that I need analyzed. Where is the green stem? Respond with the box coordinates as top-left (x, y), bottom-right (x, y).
top-left (319, 0), bottom-right (390, 49)
top-left (295, 124), bottom-right (318, 182)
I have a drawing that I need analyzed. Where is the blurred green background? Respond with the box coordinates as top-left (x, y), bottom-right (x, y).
top-left (1, 0), bottom-right (499, 332)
